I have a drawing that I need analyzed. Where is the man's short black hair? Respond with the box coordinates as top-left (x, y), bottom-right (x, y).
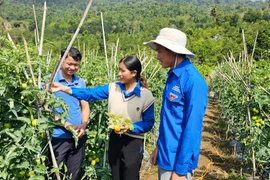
top-left (61, 47), bottom-right (82, 61)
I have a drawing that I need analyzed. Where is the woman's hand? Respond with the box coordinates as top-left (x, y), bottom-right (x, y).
top-left (49, 82), bottom-right (66, 92)
top-left (48, 82), bottom-right (72, 95)
top-left (114, 124), bottom-right (129, 134)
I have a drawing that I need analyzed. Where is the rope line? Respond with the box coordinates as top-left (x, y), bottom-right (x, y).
top-left (198, 146), bottom-right (225, 180)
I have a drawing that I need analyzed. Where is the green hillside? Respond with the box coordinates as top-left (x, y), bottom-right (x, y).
top-left (0, 0), bottom-right (269, 69)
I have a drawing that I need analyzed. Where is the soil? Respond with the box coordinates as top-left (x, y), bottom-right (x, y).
top-left (140, 98), bottom-right (244, 180)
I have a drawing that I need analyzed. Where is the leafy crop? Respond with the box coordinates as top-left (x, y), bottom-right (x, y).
top-left (106, 113), bottom-right (134, 133)
top-left (211, 54), bottom-right (270, 178)
top-left (0, 28), bottom-right (166, 179)
top-left (0, 37), bottom-right (80, 179)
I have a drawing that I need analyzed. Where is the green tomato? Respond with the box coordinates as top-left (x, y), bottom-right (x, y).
top-left (19, 170), bottom-right (25, 176)
top-left (4, 122), bottom-right (12, 129)
top-left (21, 83), bottom-right (27, 89)
top-left (40, 132), bottom-right (46, 139)
top-left (251, 116), bottom-right (257, 121)
top-left (28, 171), bottom-right (34, 176)
top-left (36, 159), bottom-right (41, 164)
top-left (31, 119), bottom-right (37, 126)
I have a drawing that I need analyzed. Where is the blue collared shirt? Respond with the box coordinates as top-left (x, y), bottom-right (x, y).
top-left (53, 70), bottom-right (86, 138)
top-left (157, 59), bottom-right (208, 175)
top-left (72, 81), bottom-right (155, 134)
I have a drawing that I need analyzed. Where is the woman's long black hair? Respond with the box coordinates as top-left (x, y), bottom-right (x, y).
top-left (119, 55), bottom-right (148, 88)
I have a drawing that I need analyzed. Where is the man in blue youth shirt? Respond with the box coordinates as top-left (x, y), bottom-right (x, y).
top-left (144, 28), bottom-right (208, 180)
top-left (47, 47), bottom-right (90, 180)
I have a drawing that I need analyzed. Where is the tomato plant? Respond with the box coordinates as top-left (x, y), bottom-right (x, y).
top-left (211, 57), bottom-right (270, 178)
top-left (0, 32), bottom-right (165, 179)
top-left (0, 37), bottom-right (80, 179)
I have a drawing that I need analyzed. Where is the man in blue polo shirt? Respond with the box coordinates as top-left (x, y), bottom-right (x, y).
top-left (47, 47), bottom-right (90, 180)
top-left (144, 28), bottom-right (208, 180)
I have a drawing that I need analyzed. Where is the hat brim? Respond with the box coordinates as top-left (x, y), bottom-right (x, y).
top-left (144, 40), bottom-right (195, 58)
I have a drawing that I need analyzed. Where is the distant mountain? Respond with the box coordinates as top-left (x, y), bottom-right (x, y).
top-left (3, 0), bottom-right (265, 9)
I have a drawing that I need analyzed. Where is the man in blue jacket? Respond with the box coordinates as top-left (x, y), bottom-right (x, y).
top-left (144, 28), bottom-right (208, 180)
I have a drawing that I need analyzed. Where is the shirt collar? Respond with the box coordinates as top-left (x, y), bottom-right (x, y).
top-left (55, 70), bottom-right (65, 81)
top-left (168, 58), bottom-right (191, 77)
top-left (116, 81), bottom-right (141, 97)
top-left (55, 70), bottom-right (79, 85)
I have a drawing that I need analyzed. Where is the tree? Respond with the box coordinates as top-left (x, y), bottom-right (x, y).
top-left (210, 5), bottom-right (218, 22)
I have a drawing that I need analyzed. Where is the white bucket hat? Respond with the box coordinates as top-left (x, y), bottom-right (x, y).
top-left (143, 28), bottom-right (195, 58)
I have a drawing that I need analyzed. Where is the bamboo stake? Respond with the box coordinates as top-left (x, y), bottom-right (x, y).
top-left (22, 37), bottom-right (60, 180)
top-left (6, 31), bottom-right (30, 79)
top-left (242, 29), bottom-right (248, 62)
top-left (46, 50), bottom-right (52, 73)
top-left (224, 54), bottom-right (248, 90)
top-left (250, 31), bottom-right (258, 67)
top-left (234, 30), bottom-right (257, 178)
top-left (110, 46), bottom-right (114, 80)
top-left (22, 36), bottom-right (37, 87)
top-left (38, 0), bottom-right (46, 87)
top-left (6, 32), bottom-right (16, 49)
top-left (149, 66), bottom-right (161, 82)
top-left (34, 29), bottom-right (38, 48)
top-left (48, 0), bottom-right (93, 86)
top-left (141, 56), bottom-right (148, 65)
top-left (243, 30), bottom-right (257, 179)
top-left (39, 1), bottom-right (46, 56)
top-left (46, 130), bottom-right (61, 180)
top-left (44, 0), bottom-right (93, 178)
top-left (261, 109), bottom-right (270, 122)
top-left (113, 38), bottom-right (119, 81)
top-left (148, 66), bottom-right (161, 83)
top-left (141, 57), bottom-right (153, 74)
top-left (100, 12), bottom-right (110, 81)
top-left (148, 63), bottom-right (159, 79)
top-left (103, 139), bottom-right (108, 169)
top-left (44, 1), bottom-right (93, 179)
top-left (33, 5), bottom-right (40, 45)
top-left (38, 63), bottom-right (41, 87)
top-left (78, 38), bottom-right (80, 51)
top-left (258, 85), bottom-right (270, 95)
top-left (217, 72), bottom-right (232, 82)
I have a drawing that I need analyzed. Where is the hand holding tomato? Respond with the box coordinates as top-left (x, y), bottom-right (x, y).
top-left (114, 124), bottom-right (129, 134)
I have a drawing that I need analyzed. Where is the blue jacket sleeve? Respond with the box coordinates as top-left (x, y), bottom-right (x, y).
top-left (173, 77), bottom-right (208, 175)
top-left (130, 104), bottom-right (155, 134)
top-left (71, 84), bottom-right (109, 102)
